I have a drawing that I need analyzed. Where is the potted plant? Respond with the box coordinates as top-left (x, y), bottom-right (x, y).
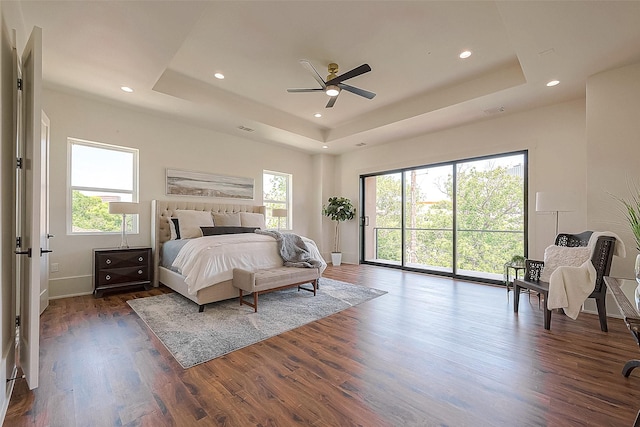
top-left (322, 196), bottom-right (356, 266)
top-left (616, 189), bottom-right (640, 283)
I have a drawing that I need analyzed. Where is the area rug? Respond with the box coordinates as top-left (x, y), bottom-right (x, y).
top-left (127, 278), bottom-right (386, 368)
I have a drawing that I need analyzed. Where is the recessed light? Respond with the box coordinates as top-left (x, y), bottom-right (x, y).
top-left (459, 50), bottom-right (472, 59)
top-left (546, 80), bottom-right (560, 87)
top-left (322, 145), bottom-right (329, 149)
top-left (214, 73), bottom-right (225, 80)
top-left (314, 113), bottom-right (322, 118)
top-left (120, 86), bottom-right (134, 93)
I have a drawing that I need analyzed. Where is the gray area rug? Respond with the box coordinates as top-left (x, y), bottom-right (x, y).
top-left (127, 278), bottom-right (386, 368)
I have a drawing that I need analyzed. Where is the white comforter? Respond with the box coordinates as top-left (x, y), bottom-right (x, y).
top-left (172, 233), bottom-right (326, 295)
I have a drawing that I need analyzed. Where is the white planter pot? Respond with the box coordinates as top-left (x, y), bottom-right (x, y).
top-left (635, 253), bottom-right (640, 285)
top-left (331, 252), bottom-right (342, 266)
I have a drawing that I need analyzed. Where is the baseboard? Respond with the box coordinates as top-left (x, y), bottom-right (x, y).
top-left (48, 274), bottom-right (92, 298)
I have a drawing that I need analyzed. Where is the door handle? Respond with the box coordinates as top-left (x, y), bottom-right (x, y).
top-left (41, 249), bottom-right (53, 255)
top-left (15, 248), bottom-right (32, 257)
top-left (47, 234), bottom-right (55, 238)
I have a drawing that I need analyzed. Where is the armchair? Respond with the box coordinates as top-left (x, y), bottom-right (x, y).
top-left (513, 231), bottom-right (616, 331)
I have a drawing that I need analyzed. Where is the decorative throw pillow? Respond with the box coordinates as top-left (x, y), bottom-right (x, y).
top-left (540, 245), bottom-right (591, 282)
top-left (240, 212), bottom-right (265, 229)
top-left (168, 218), bottom-right (180, 239)
top-left (173, 210), bottom-right (213, 239)
top-left (200, 226), bottom-right (258, 236)
top-left (212, 212), bottom-right (241, 226)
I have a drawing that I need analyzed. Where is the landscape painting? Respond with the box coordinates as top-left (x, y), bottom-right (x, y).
top-left (166, 169), bottom-right (254, 199)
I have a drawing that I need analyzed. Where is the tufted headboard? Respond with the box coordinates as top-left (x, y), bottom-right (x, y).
top-left (150, 200), bottom-right (266, 286)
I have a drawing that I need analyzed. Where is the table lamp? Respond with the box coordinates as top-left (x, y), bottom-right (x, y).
top-left (109, 202), bottom-right (139, 248)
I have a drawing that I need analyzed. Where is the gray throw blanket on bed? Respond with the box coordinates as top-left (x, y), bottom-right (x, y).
top-left (256, 229), bottom-right (322, 268)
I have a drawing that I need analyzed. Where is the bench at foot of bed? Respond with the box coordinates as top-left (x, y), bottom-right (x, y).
top-left (232, 266), bottom-right (321, 312)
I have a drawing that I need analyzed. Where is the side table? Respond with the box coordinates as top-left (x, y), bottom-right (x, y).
top-left (504, 262), bottom-right (526, 299)
top-left (603, 276), bottom-right (640, 427)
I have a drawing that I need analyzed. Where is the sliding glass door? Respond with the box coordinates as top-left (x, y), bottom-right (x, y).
top-left (361, 151), bottom-right (526, 283)
top-left (403, 165), bottom-right (453, 272)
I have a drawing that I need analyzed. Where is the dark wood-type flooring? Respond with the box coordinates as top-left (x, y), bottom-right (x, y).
top-left (5, 264), bottom-right (640, 426)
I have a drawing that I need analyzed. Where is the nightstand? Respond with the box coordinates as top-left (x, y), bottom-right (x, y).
top-left (93, 247), bottom-right (152, 297)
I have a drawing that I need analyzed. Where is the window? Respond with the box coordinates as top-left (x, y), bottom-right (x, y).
top-left (361, 151), bottom-right (526, 284)
top-left (68, 138), bottom-right (139, 234)
top-left (263, 170), bottom-right (291, 229)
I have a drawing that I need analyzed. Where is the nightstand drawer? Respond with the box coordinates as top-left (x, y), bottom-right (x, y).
top-left (96, 250), bottom-right (149, 269)
top-left (96, 266), bottom-right (149, 287)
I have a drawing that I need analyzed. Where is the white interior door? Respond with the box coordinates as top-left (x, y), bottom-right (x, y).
top-left (18, 26), bottom-right (43, 390)
top-left (39, 111), bottom-right (50, 314)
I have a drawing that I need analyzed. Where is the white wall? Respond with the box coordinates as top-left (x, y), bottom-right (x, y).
top-left (336, 99), bottom-right (589, 264)
top-left (586, 61), bottom-right (640, 278)
top-left (43, 89), bottom-right (325, 297)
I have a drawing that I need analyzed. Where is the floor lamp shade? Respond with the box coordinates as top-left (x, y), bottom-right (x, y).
top-left (272, 208), bottom-right (287, 230)
top-left (535, 192), bottom-right (577, 236)
top-left (109, 202), bottom-right (139, 248)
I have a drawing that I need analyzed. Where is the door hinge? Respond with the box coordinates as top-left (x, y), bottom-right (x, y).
top-left (15, 315), bottom-right (20, 327)
top-left (16, 157), bottom-right (23, 169)
top-left (17, 78), bottom-right (22, 90)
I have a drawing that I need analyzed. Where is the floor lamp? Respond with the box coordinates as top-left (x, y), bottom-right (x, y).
top-left (535, 192), bottom-right (577, 236)
top-left (272, 208), bottom-right (287, 231)
top-left (109, 202), bottom-right (139, 248)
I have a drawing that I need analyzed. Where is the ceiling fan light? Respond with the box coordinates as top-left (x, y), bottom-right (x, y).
top-left (325, 85), bottom-right (340, 97)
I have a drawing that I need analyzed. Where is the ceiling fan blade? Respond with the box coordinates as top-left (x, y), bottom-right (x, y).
top-left (325, 96), bottom-right (338, 108)
top-left (325, 64), bottom-right (371, 85)
top-left (299, 59), bottom-right (327, 89)
top-left (287, 88), bottom-right (324, 93)
top-left (338, 83), bottom-right (376, 99)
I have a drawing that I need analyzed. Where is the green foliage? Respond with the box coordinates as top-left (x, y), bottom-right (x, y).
top-left (72, 190), bottom-right (121, 232)
top-left (323, 197), bottom-right (356, 252)
top-left (373, 164), bottom-right (524, 276)
top-left (322, 197), bottom-right (356, 222)
top-left (615, 188), bottom-right (640, 252)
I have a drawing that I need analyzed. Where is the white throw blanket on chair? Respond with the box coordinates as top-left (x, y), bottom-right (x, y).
top-left (547, 231), bottom-right (626, 320)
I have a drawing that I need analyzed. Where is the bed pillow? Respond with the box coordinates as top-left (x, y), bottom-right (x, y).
top-left (240, 212), bottom-right (266, 229)
top-left (540, 245), bottom-right (591, 282)
top-left (200, 226), bottom-right (258, 236)
top-left (173, 210), bottom-right (213, 239)
top-left (168, 218), bottom-right (180, 239)
top-left (212, 212), bottom-right (241, 226)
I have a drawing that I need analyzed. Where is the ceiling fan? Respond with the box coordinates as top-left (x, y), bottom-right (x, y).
top-left (287, 60), bottom-right (376, 108)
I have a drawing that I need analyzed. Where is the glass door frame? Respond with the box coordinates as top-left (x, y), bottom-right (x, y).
top-left (359, 150), bottom-right (528, 285)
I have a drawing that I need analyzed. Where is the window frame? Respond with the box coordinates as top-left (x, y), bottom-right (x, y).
top-left (67, 137), bottom-right (139, 235)
top-left (263, 170), bottom-right (292, 230)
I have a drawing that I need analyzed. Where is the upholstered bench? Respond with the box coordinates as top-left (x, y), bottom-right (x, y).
top-left (232, 266), bottom-right (321, 312)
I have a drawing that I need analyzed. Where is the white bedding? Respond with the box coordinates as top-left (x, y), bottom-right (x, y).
top-left (171, 233), bottom-right (326, 295)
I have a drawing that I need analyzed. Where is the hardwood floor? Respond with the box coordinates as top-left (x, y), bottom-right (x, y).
top-left (5, 264), bottom-right (640, 426)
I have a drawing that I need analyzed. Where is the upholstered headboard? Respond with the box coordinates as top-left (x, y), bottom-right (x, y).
top-left (151, 200), bottom-right (266, 286)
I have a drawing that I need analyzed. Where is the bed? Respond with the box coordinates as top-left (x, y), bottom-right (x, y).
top-left (150, 200), bottom-right (326, 308)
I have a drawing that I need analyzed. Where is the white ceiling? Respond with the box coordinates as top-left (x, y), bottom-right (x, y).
top-left (11, 1), bottom-right (640, 154)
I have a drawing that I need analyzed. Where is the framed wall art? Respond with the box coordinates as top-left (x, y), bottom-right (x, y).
top-left (166, 168), bottom-right (254, 200)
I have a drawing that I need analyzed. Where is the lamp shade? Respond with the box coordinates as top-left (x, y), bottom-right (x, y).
top-left (272, 208), bottom-right (287, 218)
top-left (109, 201), bottom-right (139, 215)
top-left (535, 192), bottom-right (577, 213)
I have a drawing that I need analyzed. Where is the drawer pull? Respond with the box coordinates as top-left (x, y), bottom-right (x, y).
top-left (105, 274), bottom-right (111, 281)
top-left (106, 259), bottom-right (111, 265)
top-left (138, 270), bottom-right (143, 275)
top-left (138, 256), bottom-right (144, 262)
